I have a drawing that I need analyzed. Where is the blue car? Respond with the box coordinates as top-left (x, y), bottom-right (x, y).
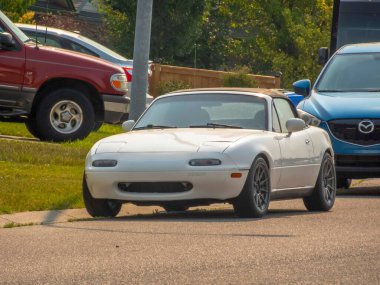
top-left (284, 91), bottom-right (304, 106)
top-left (293, 43), bottom-right (380, 189)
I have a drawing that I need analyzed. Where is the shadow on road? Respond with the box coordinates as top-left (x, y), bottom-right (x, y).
top-left (45, 208), bottom-right (302, 238)
top-left (110, 207), bottom-right (314, 223)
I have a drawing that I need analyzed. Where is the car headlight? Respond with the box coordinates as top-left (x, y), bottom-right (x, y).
top-left (110, 73), bottom-right (128, 92)
top-left (189, 159), bottom-right (222, 166)
top-left (297, 109), bottom-right (321, 127)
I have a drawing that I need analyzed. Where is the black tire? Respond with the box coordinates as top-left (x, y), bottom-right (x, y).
top-left (233, 157), bottom-right (271, 218)
top-left (25, 117), bottom-right (43, 138)
top-left (162, 203), bottom-right (189, 212)
top-left (337, 177), bottom-right (352, 189)
top-left (93, 121), bottom-right (103, 132)
top-left (34, 88), bottom-right (95, 142)
top-left (303, 153), bottom-right (336, 211)
top-left (83, 175), bottom-right (122, 217)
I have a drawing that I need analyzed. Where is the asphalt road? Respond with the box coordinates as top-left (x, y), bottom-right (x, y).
top-left (1, 183), bottom-right (379, 284)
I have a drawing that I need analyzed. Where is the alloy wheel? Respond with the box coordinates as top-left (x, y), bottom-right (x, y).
top-left (253, 163), bottom-right (270, 211)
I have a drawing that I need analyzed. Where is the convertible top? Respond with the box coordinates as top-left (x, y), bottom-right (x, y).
top-left (169, 88), bottom-right (287, 98)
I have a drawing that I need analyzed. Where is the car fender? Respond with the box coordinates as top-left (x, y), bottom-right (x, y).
top-left (223, 133), bottom-right (282, 189)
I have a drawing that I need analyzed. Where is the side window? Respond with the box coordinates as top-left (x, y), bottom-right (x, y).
top-left (66, 41), bottom-right (98, 57)
top-left (273, 98), bottom-right (297, 133)
top-left (43, 35), bottom-right (62, 48)
top-left (23, 31), bottom-right (63, 48)
top-left (272, 104), bottom-right (281, 132)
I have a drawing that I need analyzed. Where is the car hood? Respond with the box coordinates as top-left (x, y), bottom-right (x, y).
top-left (301, 91), bottom-right (380, 120)
top-left (25, 43), bottom-right (123, 73)
top-left (94, 128), bottom-right (262, 154)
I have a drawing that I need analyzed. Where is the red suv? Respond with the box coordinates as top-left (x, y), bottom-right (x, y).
top-left (0, 10), bottom-right (129, 141)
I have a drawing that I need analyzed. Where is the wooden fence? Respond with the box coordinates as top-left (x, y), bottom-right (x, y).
top-left (149, 64), bottom-right (281, 97)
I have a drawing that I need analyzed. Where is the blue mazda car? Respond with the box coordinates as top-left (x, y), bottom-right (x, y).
top-left (293, 43), bottom-right (380, 189)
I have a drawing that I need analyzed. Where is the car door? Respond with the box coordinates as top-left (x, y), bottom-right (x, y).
top-left (272, 98), bottom-right (314, 189)
top-left (0, 22), bottom-right (25, 107)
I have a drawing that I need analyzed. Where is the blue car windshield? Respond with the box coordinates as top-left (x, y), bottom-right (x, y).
top-left (316, 53), bottom-right (380, 92)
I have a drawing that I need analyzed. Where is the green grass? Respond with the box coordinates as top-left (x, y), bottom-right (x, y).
top-left (0, 122), bottom-right (122, 214)
top-left (0, 121), bottom-right (34, 138)
top-left (3, 222), bottom-right (39, 228)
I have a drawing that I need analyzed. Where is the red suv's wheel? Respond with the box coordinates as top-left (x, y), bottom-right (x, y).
top-left (31, 88), bottom-right (95, 142)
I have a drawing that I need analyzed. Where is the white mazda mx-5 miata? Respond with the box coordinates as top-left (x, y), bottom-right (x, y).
top-left (83, 88), bottom-right (336, 218)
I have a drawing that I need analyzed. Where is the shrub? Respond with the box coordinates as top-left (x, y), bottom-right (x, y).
top-left (222, 66), bottom-right (257, 88)
top-left (156, 80), bottom-right (192, 96)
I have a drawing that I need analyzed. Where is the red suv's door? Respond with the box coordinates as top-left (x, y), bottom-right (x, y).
top-left (0, 22), bottom-right (25, 107)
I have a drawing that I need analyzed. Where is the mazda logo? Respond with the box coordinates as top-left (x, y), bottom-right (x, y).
top-left (358, 120), bottom-right (375, 134)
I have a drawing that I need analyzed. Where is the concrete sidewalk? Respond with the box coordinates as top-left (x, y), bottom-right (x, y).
top-left (1, 179), bottom-right (379, 228)
top-left (0, 205), bottom-right (163, 228)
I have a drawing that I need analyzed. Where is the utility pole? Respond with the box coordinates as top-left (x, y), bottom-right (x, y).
top-left (129, 0), bottom-right (154, 121)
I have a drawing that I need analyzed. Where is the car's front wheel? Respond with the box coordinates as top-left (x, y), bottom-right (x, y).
top-left (303, 153), bottom-right (336, 211)
top-left (233, 157), bottom-right (271, 218)
top-left (32, 88), bottom-right (95, 142)
top-left (83, 175), bottom-right (122, 217)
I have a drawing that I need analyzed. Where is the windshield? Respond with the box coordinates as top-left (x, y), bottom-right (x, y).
top-left (0, 10), bottom-right (29, 42)
top-left (134, 93), bottom-right (268, 130)
top-left (316, 53), bottom-right (380, 92)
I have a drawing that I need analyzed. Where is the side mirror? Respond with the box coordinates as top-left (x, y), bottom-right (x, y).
top-left (292, 79), bottom-right (311, 97)
top-left (286, 118), bottom-right (306, 133)
top-left (122, 120), bottom-right (135, 132)
top-left (318, 47), bottom-right (329, 65)
top-left (0, 32), bottom-right (15, 50)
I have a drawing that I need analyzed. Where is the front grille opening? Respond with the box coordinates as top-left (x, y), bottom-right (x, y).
top-left (118, 182), bottom-right (193, 193)
top-left (328, 119), bottom-right (380, 146)
top-left (336, 155), bottom-right (380, 167)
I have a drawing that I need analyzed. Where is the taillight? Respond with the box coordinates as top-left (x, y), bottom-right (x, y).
top-left (122, 67), bottom-right (133, 82)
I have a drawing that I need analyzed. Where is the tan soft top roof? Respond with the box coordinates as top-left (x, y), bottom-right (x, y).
top-left (169, 88), bottom-right (286, 98)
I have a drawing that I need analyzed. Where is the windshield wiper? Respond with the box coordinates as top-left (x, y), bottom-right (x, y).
top-left (316, 89), bottom-right (345, 92)
top-left (133, 124), bottom-right (177, 130)
top-left (190, 122), bottom-right (242, 129)
top-left (317, 89), bottom-right (380, 93)
top-left (361, 89), bottom-right (380, 92)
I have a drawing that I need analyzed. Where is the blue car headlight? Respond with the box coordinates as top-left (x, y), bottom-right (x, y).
top-left (297, 109), bottom-right (321, 127)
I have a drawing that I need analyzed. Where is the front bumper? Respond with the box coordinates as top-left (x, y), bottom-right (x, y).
top-left (320, 122), bottom-right (380, 178)
top-left (85, 152), bottom-right (248, 202)
top-left (85, 170), bottom-right (248, 201)
top-left (102, 94), bottom-right (130, 124)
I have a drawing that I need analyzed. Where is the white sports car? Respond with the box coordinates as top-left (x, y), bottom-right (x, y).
top-left (83, 88), bottom-right (336, 218)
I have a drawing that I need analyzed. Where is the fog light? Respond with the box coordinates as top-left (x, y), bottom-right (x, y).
top-left (189, 159), bottom-right (222, 166)
top-left (92, 159), bottom-right (118, 167)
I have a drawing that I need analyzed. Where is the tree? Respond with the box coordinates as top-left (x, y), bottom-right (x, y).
top-left (0, 0), bottom-right (36, 23)
top-left (100, 0), bottom-right (333, 87)
top-left (243, 0), bottom-right (333, 87)
top-left (99, 0), bottom-right (207, 63)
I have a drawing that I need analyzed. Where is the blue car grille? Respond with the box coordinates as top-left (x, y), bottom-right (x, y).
top-left (335, 155), bottom-right (380, 167)
top-left (328, 119), bottom-right (380, 146)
